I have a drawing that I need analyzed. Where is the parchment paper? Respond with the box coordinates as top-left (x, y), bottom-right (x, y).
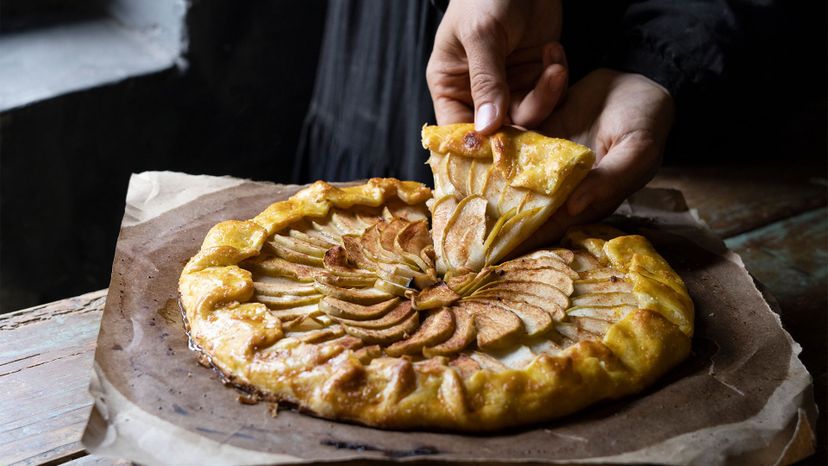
top-left (82, 171), bottom-right (817, 465)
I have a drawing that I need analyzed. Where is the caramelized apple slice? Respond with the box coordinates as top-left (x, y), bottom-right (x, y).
top-left (341, 303), bottom-right (420, 344)
top-left (475, 280), bottom-right (569, 309)
top-left (496, 184), bottom-right (530, 218)
top-left (386, 308), bottom-right (455, 356)
top-left (296, 326), bottom-right (345, 344)
top-left (256, 293), bottom-right (322, 309)
top-left (338, 235), bottom-right (377, 271)
top-left (423, 307), bottom-right (476, 357)
top-left (485, 207), bottom-right (548, 265)
top-left (331, 210), bottom-right (367, 235)
top-left (410, 282), bottom-right (460, 310)
top-left (271, 234), bottom-right (328, 258)
top-left (377, 219), bottom-right (414, 263)
top-left (253, 279), bottom-right (318, 297)
top-left (267, 240), bottom-right (324, 267)
top-left (320, 246), bottom-right (374, 276)
top-left (464, 297), bottom-right (552, 337)
top-left (268, 304), bottom-right (323, 321)
top-left (571, 250), bottom-right (602, 272)
top-left (360, 222), bottom-right (396, 264)
top-left (319, 296), bottom-right (401, 320)
top-left (468, 160), bottom-right (491, 196)
top-left (298, 226), bottom-right (339, 247)
top-left (573, 317), bottom-right (612, 335)
top-left (522, 247), bottom-right (576, 264)
top-left (451, 267), bottom-right (495, 295)
top-left (501, 252), bottom-right (579, 279)
top-left (384, 198), bottom-right (429, 222)
top-left (242, 255), bottom-right (320, 281)
top-left (493, 267), bottom-right (574, 295)
top-left (394, 220), bottom-right (435, 273)
top-left (430, 195), bottom-right (458, 274)
top-left (311, 218), bottom-right (346, 239)
top-left (447, 153), bottom-right (474, 197)
top-left (313, 281), bottom-right (395, 304)
top-left (458, 301), bottom-right (523, 349)
top-left (314, 272), bottom-right (376, 288)
top-left (442, 195), bottom-right (488, 273)
top-left (428, 152), bottom-right (454, 197)
top-left (480, 166), bottom-right (507, 218)
top-left (334, 302), bottom-right (416, 329)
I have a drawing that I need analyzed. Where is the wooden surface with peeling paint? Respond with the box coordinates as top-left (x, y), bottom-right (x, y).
top-left (1, 166), bottom-right (825, 465)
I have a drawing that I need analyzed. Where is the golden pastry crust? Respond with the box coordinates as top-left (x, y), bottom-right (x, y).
top-left (179, 135), bottom-right (693, 432)
top-left (422, 123), bottom-right (595, 196)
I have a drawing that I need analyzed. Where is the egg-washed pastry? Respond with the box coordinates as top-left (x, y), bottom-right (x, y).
top-left (179, 124), bottom-right (693, 431)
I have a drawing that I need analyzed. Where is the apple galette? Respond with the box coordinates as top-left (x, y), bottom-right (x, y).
top-left (179, 123), bottom-right (694, 431)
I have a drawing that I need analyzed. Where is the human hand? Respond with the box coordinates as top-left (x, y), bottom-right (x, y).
top-left (426, 0), bottom-right (567, 134)
top-left (521, 69), bottom-right (675, 250)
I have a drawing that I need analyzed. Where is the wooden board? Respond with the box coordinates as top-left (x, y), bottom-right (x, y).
top-left (0, 290), bottom-right (105, 466)
top-left (649, 165), bottom-right (827, 237)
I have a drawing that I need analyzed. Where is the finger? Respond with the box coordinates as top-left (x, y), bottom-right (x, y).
top-left (506, 61), bottom-right (544, 92)
top-left (433, 95), bottom-right (474, 125)
top-left (543, 42), bottom-right (567, 69)
top-left (566, 135), bottom-right (662, 217)
top-left (510, 63), bottom-right (568, 128)
top-left (460, 27), bottom-right (509, 134)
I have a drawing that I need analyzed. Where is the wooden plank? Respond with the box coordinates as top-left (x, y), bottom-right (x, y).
top-left (61, 455), bottom-right (130, 466)
top-left (0, 290), bottom-right (106, 466)
top-left (726, 207), bottom-right (828, 466)
top-left (650, 165), bottom-right (827, 238)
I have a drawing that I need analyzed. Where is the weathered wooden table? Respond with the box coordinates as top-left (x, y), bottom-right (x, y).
top-left (2, 166), bottom-right (825, 466)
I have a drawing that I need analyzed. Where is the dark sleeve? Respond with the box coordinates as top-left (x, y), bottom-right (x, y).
top-left (602, 0), bottom-right (779, 99)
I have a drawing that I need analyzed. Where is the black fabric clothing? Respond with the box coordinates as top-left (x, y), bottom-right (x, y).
top-left (294, 0), bottom-right (440, 184)
top-left (295, 0), bottom-right (781, 184)
top-left (564, 1), bottom-right (778, 101)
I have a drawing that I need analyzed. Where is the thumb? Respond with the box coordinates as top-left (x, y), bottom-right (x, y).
top-left (461, 29), bottom-right (508, 134)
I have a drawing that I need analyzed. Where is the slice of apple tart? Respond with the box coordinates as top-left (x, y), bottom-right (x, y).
top-left (423, 123), bottom-right (595, 275)
top-left (179, 126), bottom-right (693, 431)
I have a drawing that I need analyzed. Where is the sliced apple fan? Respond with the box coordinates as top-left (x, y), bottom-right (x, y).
top-left (422, 123), bottom-right (595, 275)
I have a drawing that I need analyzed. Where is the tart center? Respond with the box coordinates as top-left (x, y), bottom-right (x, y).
top-left (240, 201), bottom-right (635, 363)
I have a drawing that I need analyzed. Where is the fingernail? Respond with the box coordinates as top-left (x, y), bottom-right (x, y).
top-left (475, 103), bottom-right (497, 132)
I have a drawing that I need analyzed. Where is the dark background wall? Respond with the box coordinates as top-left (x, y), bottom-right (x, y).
top-left (0, 0), bottom-right (825, 312)
top-left (0, 1), bottom-right (327, 310)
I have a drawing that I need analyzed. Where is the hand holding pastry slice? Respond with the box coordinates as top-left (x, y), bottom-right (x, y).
top-left (423, 123), bottom-right (595, 276)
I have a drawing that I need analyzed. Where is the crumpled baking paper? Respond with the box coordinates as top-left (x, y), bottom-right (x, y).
top-left (82, 171), bottom-right (817, 465)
